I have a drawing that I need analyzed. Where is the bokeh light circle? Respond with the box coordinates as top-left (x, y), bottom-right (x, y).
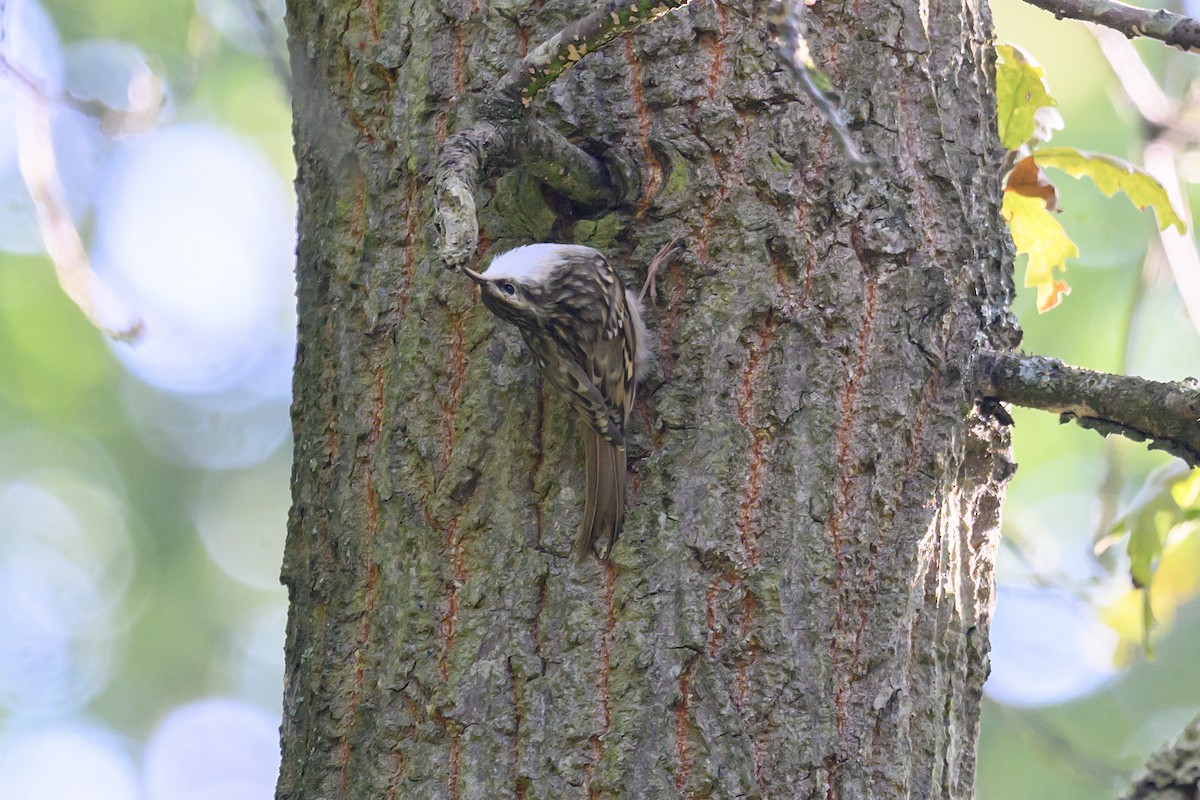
top-left (0, 473), bottom-right (132, 714)
top-left (143, 698), bottom-right (280, 800)
top-left (192, 456), bottom-right (290, 590)
top-left (985, 584), bottom-right (1119, 707)
top-left (93, 123), bottom-right (296, 395)
top-left (0, 724), bottom-right (140, 800)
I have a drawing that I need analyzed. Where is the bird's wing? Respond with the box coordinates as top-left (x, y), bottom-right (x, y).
top-left (539, 343), bottom-right (625, 448)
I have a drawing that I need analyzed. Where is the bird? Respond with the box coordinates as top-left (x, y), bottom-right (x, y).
top-left (463, 243), bottom-right (651, 562)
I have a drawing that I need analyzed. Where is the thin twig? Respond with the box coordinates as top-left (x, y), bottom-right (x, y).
top-left (0, 49), bottom-right (144, 340)
top-left (1089, 25), bottom-right (1200, 337)
top-left (989, 703), bottom-right (1128, 787)
top-left (1022, 0), bottom-right (1200, 53)
top-left (436, 2), bottom-right (690, 268)
top-left (14, 92), bottom-right (143, 341)
top-left (248, 0), bottom-right (292, 96)
top-left (766, 0), bottom-right (875, 172)
top-left (976, 350), bottom-right (1200, 466)
top-left (485, 0), bottom-right (692, 119)
top-left (1143, 142), bottom-right (1200, 338)
top-left (1088, 24), bottom-right (1175, 126)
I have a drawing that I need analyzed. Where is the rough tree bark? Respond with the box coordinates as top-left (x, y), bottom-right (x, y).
top-left (279, 1), bottom-right (1019, 798)
top-left (1120, 711), bottom-right (1200, 800)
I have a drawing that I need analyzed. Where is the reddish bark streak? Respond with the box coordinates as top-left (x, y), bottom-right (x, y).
top-left (533, 576), bottom-right (546, 659)
top-left (656, 261), bottom-right (688, 383)
top-left (366, 365), bottom-right (385, 518)
top-left (339, 20), bottom-right (379, 144)
top-left (339, 741), bottom-right (351, 795)
top-left (359, 0), bottom-right (379, 41)
top-left (693, 150), bottom-right (727, 267)
top-left (735, 314), bottom-right (775, 567)
top-left (705, 572), bottom-right (735, 656)
top-left (342, 99), bottom-right (377, 144)
top-left (898, 80), bottom-right (938, 246)
top-left (373, 63), bottom-right (395, 108)
top-left (586, 738), bottom-right (601, 800)
top-left (440, 514), bottom-right (466, 682)
top-left (735, 589), bottom-right (758, 718)
top-left (828, 277), bottom-right (876, 559)
top-left (516, 21), bottom-right (529, 57)
top-left (625, 37), bottom-right (661, 218)
top-left (586, 562), bottom-right (617, 797)
top-left (340, 362), bottom-right (386, 796)
top-left (826, 274), bottom-right (878, 791)
top-left (674, 659), bottom-right (696, 791)
top-left (449, 730), bottom-right (461, 800)
top-left (384, 750), bottom-right (405, 800)
top-left (440, 312), bottom-right (467, 475)
top-left (453, 26), bottom-right (465, 99)
top-left (706, 3), bottom-right (728, 100)
top-left (796, 205), bottom-right (816, 304)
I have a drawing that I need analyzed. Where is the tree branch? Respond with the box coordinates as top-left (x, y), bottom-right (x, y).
top-left (522, 121), bottom-right (618, 209)
top-left (1021, 0), bottom-right (1200, 53)
top-left (433, 119), bottom-right (619, 269)
top-left (767, 0), bottom-right (875, 172)
top-left (1119, 711), bottom-right (1200, 800)
top-left (975, 350), bottom-right (1200, 467)
top-left (434, 122), bottom-right (509, 270)
top-left (435, 3), bottom-right (689, 268)
top-left (484, 0), bottom-right (692, 119)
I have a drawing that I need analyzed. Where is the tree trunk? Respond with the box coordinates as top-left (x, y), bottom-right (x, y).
top-left (279, 1), bottom-right (1020, 798)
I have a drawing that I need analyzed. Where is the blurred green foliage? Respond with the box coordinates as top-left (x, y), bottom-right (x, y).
top-left (2, 0), bottom-right (1198, 798)
top-left (0, 0), bottom-right (293, 759)
top-left (987, 1), bottom-right (1200, 797)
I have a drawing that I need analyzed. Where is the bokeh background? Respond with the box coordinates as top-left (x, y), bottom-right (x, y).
top-left (0, 1), bottom-right (1196, 798)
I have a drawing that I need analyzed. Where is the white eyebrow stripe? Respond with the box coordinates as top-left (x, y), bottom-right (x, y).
top-left (481, 244), bottom-right (601, 284)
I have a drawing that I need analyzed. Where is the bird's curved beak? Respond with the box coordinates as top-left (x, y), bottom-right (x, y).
top-left (463, 267), bottom-right (488, 284)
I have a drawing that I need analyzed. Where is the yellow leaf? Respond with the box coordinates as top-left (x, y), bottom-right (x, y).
top-left (1034, 146), bottom-right (1187, 234)
top-left (1001, 191), bottom-right (1078, 312)
top-left (995, 44), bottom-right (1058, 150)
top-left (1169, 469), bottom-right (1200, 509)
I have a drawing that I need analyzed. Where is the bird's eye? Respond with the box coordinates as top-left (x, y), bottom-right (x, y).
top-left (501, 282), bottom-right (517, 296)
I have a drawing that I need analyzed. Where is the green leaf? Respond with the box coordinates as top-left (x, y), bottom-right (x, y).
top-left (1124, 502), bottom-right (1172, 657)
top-left (1113, 463), bottom-right (1192, 528)
top-left (1109, 464), bottom-right (1200, 653)
top-left (1034, 146), bottom-right (1187, 233)
top-left (1001, 191), bottom-right (1078, 312)
top-left (1141, 589), bottom-right (1156, 656)
top-left (1126, 507), bottom-right (1173, 590)
top-left (1169, 468), bottom-right (1200, 508)
top-left (996, 44), bottom-right (1058, 150)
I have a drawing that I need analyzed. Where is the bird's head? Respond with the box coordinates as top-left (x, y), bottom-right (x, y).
top-left (464, 243), bottom-right (607, 330)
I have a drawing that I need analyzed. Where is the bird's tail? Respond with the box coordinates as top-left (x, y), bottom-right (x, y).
top-left (574, 426), bottom-right (626, 563)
